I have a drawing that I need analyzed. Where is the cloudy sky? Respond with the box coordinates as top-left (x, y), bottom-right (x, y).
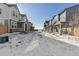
top-left (17, 3), bottom-right (77, 29)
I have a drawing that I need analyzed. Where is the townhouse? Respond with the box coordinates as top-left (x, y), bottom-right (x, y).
top-left (44, 4), bottom-right (79, 37)
top-left (51, 15), bottom-right (61, 34)
top-left (17, 14), bottom-right (29, 32)
top-left (28, 22), bottom-right (34, 32)
top-left (44, 20), bottom-right (49, 32)
top-left (58, 4), bottom-right (79, 36)
top-left (0, 3), bottom-right (34, 34)
top-left (48, 20), bottom-right (52, 33)
top-left (8, 4), bottom-right (21, 32)
top-left (0, 3), bottom-right (11, 34)
top-left (0, 3), bottom-right (21, 34)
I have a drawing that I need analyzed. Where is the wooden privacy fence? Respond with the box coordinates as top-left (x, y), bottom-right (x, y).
top-left (0, 25), bottom-right (8, 34)
top-left (67, 27), bottom-right (79, 37)
top-left (65, 21), bottom-right (79, 37)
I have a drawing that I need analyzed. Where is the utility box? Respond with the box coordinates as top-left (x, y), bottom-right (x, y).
top-left (0, 36), bottom-right (9, 43)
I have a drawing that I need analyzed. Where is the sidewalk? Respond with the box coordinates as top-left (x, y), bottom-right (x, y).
top-left (41, 32), bottom-right (79, 47)
top-left (0, 32), bottom-right (20, 37)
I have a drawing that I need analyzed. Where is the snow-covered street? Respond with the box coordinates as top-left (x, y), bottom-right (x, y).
top-left (0, 31), bottom-right (79, 56)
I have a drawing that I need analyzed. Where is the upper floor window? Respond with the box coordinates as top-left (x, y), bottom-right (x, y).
top-left (0, 8), bottom-right (2, 14)
top-left (13, 10), bottom-right (15, 16)
top-left (16, 14), bottom-right (17, 18)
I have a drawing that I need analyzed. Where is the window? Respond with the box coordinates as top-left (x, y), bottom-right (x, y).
top-left (0, 8), bottom-right (2, 14)
top-left (4, 20), bottom-right (8, 25)
top-left (16, 14), bottom-right (17, 17)
top-left (12, 25), bottom-right (14, 28)
top-left (13, 11), bottom-right (15, 16)
top-left (61, 22), bottom-right (69, 28)
top-left (0, 20), bottom-right (4, 25)
top-left (15, 13), bottom-right (17, 18)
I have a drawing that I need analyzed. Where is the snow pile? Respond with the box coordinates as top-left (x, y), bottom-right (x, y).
top-left (41, 32), bottom-right (79, 47)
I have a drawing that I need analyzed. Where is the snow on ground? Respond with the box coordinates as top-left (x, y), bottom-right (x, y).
top-left (0, 32), bottom-right (34, 56)
top-left (23, 32), bottom-right (79, 56)
top-left (0, 31), bottom-right (79, 56)
top-left (41, 32), bottom-right (79, 47)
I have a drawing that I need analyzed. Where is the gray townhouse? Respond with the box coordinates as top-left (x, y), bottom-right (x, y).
top-left (48, 20), bottom-right (52, 33)
top-left (17, 14), bottom-right (29, 32)
top-left (43, 20), bottom-right (49, 32)
top-left (8, 4), bottom-right (21, 32)
top-left (51, 15), bottom-right (61, 34)
top-left (28, 22), bottom-right (34, 32)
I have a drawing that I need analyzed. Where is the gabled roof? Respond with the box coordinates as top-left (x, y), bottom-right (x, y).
top-left (28, 22), bottom-right (33, 25)
top-left (7, 4), bottom-right (17, 7)
top-left (21, 14), bottom-right (28, 20)
top-left (3, 3), bottom-right (17, 7)
top-left (3, 3), bottom-right (20, 14)
top-left (58, 4), bottom-right (79, 15)
top-left (21, 14), bottom-right (26, 17)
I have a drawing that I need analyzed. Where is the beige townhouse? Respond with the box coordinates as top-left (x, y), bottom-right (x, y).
top-left (58, 4), bottom-right (79, 36)
top-left (0, 3), bottom-right (34, 34)
top-left (0, 3), bottom-right (10, 34)
top-left (51, 4), bottom-right (79, 36)
top-left (0, 3), bottom-right (21, 34)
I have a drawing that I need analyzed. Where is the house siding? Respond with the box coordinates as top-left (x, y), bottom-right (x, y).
top-left (0, 4), bottom-right (22, 33)
top-left (60, 11), bottom-right (66, 22)
top-left (66, 6), bottom-right (79, 21)
top-left (66, 6), bottom-right (79, 36)
top-left (0, 4), bottom-right (10, 19)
